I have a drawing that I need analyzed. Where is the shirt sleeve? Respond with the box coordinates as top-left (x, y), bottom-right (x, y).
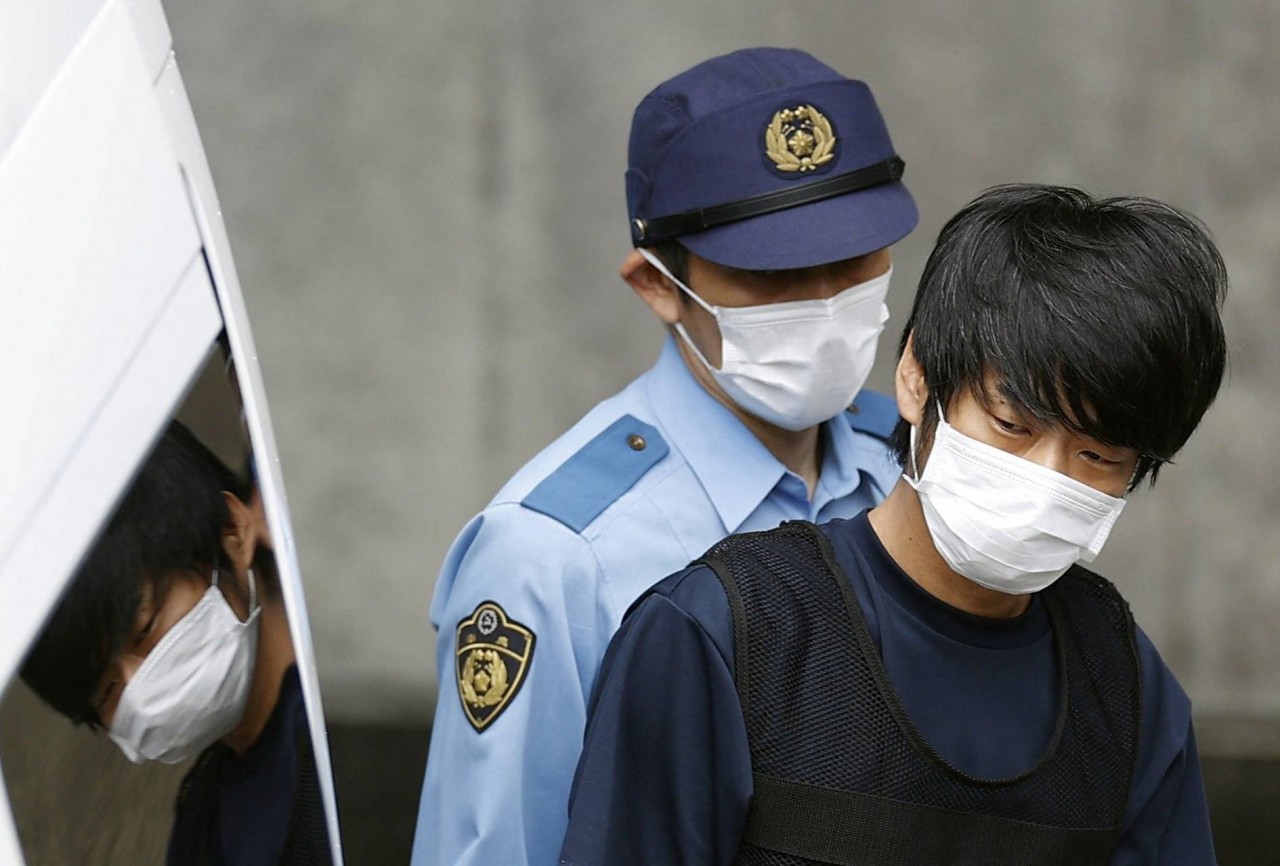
top-left (559, 569), bottom-right (753, 866)
top-left (411, 505), bottom-right (609, 866)
top-left (1111, 628), bottom-right (1217, 865)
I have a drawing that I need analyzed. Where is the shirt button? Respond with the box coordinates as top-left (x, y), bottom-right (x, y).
top-left (628, 434), bottom-right (647, 451)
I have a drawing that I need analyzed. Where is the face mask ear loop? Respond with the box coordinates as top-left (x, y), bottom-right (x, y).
top-left (672, 322), bottom-right (723, 376)
top-left (636, 248), bottom-right (717, 316)
top-left (246, 567), bottom-right (258, 615)
top-left (908, 397), bottom-right (946, 483)
top-left (908, 423), bottom-right (921, 482)
top-left (638, 247), bottom-right (725, 374)
top-left (213, 560), bottom-right (258, 619)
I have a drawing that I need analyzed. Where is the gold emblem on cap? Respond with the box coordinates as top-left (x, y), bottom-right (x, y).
top-left (765, 105), bottom-right (836, 173)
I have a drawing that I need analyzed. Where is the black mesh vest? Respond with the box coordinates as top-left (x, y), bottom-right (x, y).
top-left (698, 521), bottom-right (1141, 866)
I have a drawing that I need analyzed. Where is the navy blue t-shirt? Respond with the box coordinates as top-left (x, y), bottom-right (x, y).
top-left (560, 513), bottom-right (1216, 865)
top-left (167, 665), bottom-right (324, 865)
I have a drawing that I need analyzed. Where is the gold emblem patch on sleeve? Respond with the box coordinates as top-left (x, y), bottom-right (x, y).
top-left (455, 601), bottom-right (536, 732)
top-left (764, 104), bottom-right (837, 173)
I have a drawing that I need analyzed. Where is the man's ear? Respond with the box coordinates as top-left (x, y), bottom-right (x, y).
top-left (221, 491), bottom-right (266, 574)
top-left (895, 333), bottom-right (929, 426)
top-left (620, 249), bottom-right (682, 326)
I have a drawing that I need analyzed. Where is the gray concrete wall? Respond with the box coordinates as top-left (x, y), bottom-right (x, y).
top-left (160, 0), bottom-right (1280, 740)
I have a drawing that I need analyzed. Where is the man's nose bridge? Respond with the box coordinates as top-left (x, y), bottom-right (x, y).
top-left (795, 268), bottom-right (844, 300)
top-left (1026, 438), bottom-right (1071, 475)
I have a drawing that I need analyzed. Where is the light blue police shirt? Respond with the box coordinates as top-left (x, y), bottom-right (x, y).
top-left (411, 336), bottom-right (901, 866)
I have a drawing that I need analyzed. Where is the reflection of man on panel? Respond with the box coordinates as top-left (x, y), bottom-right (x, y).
top-left (21, 423), bottom-right (332, 865)
top-left (413, 47), bottom-right (918, 865)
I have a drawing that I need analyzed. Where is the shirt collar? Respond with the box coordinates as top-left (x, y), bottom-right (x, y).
top-left (840, 513), bottom-right (1050, 649)
top-left (645, 336), bottom-right (788, 532)
top-left (815, 405), bottom-right (872, 510)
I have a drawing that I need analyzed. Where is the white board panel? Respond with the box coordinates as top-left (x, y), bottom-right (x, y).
top-left (0, 260), bottom-right (220, 688)
top-left (0, 0), bottom-right (108, 162)
top-left (0, 0), bottom-right (210, 681)
top-left (123, 0), bottom-right (172, 81)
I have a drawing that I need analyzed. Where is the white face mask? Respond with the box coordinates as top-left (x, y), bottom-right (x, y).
top-left (109, 567), bottom-right (261, 764)
top-left (905, 411), bottom-right (1127, 595)
top-left (639, 248), bottom-right (891, 432)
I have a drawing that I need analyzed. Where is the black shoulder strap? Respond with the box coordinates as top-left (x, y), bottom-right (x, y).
top-left (697, 522), bottom-right (846, 751)
top-left (699, 551), bottom-right (754, 723)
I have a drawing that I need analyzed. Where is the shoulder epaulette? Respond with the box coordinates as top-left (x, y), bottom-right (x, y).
top-left (844, 390), bottom-right (900, 442)
top-left (521, 415), bottom-right (668, 533)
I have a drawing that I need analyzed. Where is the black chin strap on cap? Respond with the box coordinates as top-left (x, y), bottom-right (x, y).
top-left (631, 155), bottom-right (905, 246)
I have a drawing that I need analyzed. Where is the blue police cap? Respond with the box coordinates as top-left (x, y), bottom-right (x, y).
top-left (626, 47), bottom-right (918, 271)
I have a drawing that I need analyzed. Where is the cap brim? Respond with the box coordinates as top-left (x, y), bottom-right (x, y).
top-left (677, 180), bottom-right (918, 271)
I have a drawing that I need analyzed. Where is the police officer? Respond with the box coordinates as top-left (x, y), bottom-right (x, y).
top-left (560, 184), bottom-right (1226, 864)
top-left (411, 48), bottom-right (918, 865)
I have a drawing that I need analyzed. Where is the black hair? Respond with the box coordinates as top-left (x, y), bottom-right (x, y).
top-left (20, 421), bottom-right (252, 728)
top-left (889, 184), bottom-right (1228, 489)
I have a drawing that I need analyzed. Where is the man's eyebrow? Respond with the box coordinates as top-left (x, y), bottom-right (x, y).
top-left (976, 379), bottom-right (1014, 407)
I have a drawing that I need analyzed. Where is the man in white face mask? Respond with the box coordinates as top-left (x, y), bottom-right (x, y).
top-left (21, 423), bottom-right (332, 865)
top-left (415, 48), bottom-right (918, 866)
top-left (562, 184), bottom-right (1229, 865)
